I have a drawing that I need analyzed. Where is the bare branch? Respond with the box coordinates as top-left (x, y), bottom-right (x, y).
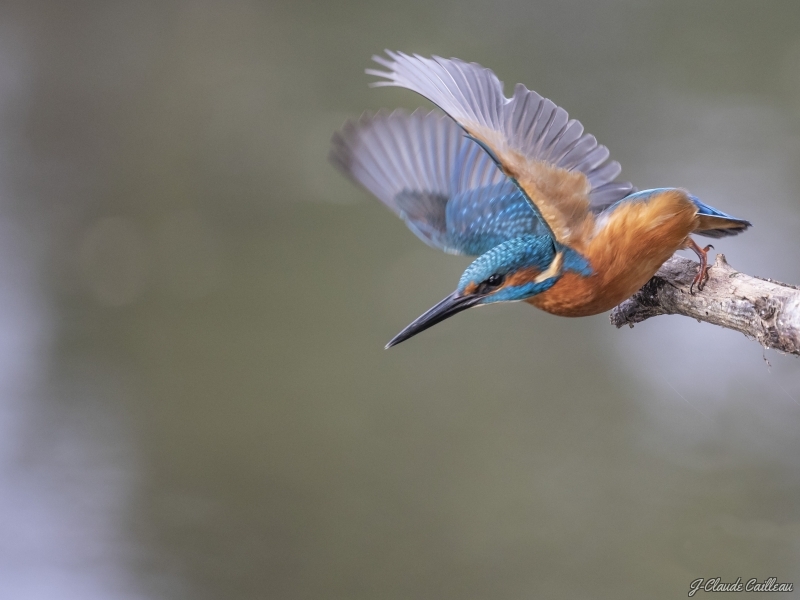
top-left (610, 254), bottom-right (800, 356)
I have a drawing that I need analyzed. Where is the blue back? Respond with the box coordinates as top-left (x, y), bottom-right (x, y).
top-left (446, 185), bottom-right (543, 255)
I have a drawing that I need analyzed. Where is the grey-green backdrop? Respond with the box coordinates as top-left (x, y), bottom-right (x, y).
top-left (0, 1), bottom-right (799, 599)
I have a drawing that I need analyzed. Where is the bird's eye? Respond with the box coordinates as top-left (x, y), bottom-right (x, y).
top-left (473, 273), bottom-right (505, 295)
top-left (486, 274), bottom-right (504, 287)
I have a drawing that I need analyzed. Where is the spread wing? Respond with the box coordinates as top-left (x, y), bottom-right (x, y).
top-left (330, 109), bottom-right (545, 255)
top-left (367, 51), bottom-right (636, 247)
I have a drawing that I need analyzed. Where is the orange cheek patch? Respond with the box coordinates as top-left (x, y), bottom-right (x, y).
top-left (503, 267), bottom-right (541, 288)
top-left (462, 282), bottom-right (478, 295)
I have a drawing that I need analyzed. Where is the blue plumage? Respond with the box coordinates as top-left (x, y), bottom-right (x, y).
top-left (447, 186), bottom-right (542, 255)
top-left (456, 235), bottom-right (593, 304)
top-left (332, 52), bottom-right (753, 347)
top-left (330, 109), bottom-right (543, 255)
top-left (457, 235), bottom-right (554, 293)
top-left (687, 193), bottom-right (752, 238)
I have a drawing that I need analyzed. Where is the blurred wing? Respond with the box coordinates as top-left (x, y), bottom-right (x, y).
top-left (330, 109), bottom-right (544, 255)
top-left (367, 51), bottom-right (636, 245)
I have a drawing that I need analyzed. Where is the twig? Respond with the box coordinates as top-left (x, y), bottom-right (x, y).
top-left (610, 254), bottom-right (800, 356)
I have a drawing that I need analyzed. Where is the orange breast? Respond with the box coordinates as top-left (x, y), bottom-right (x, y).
top-left (529, 189), bottom-right (700, 317)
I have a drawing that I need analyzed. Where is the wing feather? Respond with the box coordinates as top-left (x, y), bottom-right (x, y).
top-left (368, 51), bottom-right (637, 245)
top-left (330, 109), bottom-right (542, 255)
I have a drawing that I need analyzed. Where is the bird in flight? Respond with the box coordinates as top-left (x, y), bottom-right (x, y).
top-left (330, 51), bottom-right (751, 348)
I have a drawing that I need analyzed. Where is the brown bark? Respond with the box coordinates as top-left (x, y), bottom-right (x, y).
top-left (610, 254), bottom-right (800, 356)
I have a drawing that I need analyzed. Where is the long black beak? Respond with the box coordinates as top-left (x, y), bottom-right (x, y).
top-left (385, 291), bottom-right (483, 349)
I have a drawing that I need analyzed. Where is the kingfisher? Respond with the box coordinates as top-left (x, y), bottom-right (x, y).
top-left (330, 51), bottom-right (751, 348)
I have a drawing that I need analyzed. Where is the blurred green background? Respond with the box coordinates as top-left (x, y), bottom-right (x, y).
top-left (1, 1), bottom-right (799, 598)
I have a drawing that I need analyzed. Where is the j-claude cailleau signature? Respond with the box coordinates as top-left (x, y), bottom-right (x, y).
top-left (689, 577), bottom-right (793, 596)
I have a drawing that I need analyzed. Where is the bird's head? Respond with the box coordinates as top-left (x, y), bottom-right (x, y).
top-left (386, 235), bottom-right (591, 347)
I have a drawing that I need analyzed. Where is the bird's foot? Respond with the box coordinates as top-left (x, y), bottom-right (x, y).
top-left (687, 238), bottom-right (714, 294)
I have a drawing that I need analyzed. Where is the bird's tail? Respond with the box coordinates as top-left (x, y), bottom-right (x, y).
top-left (689, 194), bottom-right (752, 238)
